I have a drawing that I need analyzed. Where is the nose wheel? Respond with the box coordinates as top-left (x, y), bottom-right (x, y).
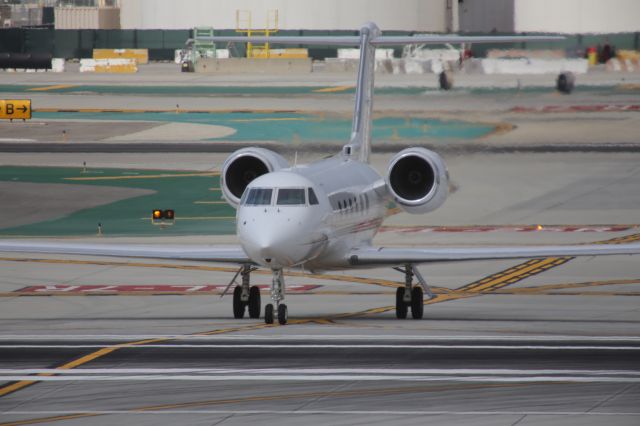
top-left (264, 302), bottom-right (288, 325)
top-left (265, 268), bottom-right (287, 325)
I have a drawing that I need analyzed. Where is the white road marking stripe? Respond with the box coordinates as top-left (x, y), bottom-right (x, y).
top-left (3, 410), bottom-right (640, 416)
top-left (1, 375), bottom-right (639, 383)
top-left (1, 368), bottom-right (639, 376)
top-left (2, 344), bottom-right (639, 350)
top-left (1, 334), bottom-right (639, 342)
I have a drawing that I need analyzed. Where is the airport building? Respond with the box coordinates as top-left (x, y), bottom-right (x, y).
top-left (2, 0), bottom-right (639, 33)
top-left (1, 0), bottom-right (639, 61)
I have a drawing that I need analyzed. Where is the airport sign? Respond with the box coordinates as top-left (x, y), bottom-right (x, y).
top-left (0, 99), bottom-right (32, 120)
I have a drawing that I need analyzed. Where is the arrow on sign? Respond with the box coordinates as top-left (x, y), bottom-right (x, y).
top-left (19, 105), bottom-right (28, 113)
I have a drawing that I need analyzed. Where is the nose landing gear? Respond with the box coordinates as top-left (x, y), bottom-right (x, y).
top-left (265, 268), bottom-right (287, 325)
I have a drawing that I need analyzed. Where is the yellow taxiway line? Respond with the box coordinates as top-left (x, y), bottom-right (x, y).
top-left (312, 85), bottom-right (354, 93)
top-left (26, 84), bottom-right (75, 92)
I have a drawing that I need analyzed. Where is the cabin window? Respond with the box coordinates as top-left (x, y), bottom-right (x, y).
top-left (277, 188), bottom-right (306, 205)
top-left (308, 188), bottom-right (319, 205)
top-left (244, 188), bottom-right (273, 205)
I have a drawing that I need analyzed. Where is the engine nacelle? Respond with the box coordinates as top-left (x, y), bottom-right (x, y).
top-left (386, 147), bottom-right (449, 214)
top-left (220, 147), bottom-right (289, 208)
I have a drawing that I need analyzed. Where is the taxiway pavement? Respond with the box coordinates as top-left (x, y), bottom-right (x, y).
top-left (0, 67), bottom-right (639, 425)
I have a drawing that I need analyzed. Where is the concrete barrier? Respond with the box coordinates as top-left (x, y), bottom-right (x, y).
top-left (475, 58), bottom-right (589, 75)
top-left (195, 58), bottom-right (312, 74)
top-left (93, 49), bottom-right (148, 64)
top-left (338, 48), bottom-right (394, 60)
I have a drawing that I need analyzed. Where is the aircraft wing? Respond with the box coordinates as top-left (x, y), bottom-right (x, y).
top-left (348, 243), bottom-right (640, 266)
top-left (0, 241), bottom-right (250, 263)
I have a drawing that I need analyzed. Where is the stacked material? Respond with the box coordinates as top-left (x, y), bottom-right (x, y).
top-left (93, 49), bottom-right (149, 65)
top-left (607, 50), bottom-right (640, 72)
top-left (79, 58), bottom-right (137, 73)
top-left (251, 48), bottom-right (309, 59)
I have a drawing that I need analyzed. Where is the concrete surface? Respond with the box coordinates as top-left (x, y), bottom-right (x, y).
top-left (0, 64), bottom-right (639, 426)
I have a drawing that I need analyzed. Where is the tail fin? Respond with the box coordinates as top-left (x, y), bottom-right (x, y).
top-left (203, 27), bottom-right (562, 164)
top-left (343, 22), bottom-right (380, 163)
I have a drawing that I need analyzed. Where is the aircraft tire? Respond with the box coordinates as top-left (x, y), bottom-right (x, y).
top-left (411, 286), bottom-right (424, 319)
top-left (248, 286), bottom-right (261, 319)
top-left (278, 304), bottom-right (288, 325)
top-left (265, 303), bottom-right (274, 324)
top-left (233, 286), bottom-right (245, 319)
top-left (396, 287), bottom-right (408, 319)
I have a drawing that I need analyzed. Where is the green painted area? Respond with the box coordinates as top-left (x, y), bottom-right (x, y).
top-left (33, 111), bottom-right (497, 142)
top-left (0, 167), bottom-right (235, 237)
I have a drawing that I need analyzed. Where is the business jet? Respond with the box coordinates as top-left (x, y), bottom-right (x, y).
top-left (2, 23), bottom-right (640, 325)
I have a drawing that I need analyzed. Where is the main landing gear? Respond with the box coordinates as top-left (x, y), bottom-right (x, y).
top-left (394, 264), bottom-right (434, 319)
top-left (230, 265), bottom-right (261, 319)
top-left (264, 268), bottom-right (287, 325)
top-left (227, 266), bottom-right (288, 325)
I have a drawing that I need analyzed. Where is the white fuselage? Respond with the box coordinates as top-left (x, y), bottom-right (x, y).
top-left (237, 155), bottom-right (389, 271)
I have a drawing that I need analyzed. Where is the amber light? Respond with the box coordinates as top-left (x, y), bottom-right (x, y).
top-left (152, 209), bottom-right (162, 219)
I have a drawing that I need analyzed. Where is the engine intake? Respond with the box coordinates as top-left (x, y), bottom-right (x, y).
top-left (386, 148), bottom-right (448, 214)
top-left (221, 148), bottom-right (289, 207)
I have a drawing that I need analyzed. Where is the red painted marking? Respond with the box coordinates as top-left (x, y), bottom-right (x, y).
top-left (379, 225), bottom-right (637, 234)
top-left (511, 105), bottom-right (640, 113)
top-left (15, 284), bottom-right (321, 294)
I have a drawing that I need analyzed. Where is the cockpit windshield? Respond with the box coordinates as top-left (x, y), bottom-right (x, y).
top-left (277, 188), bottom-right (306, 205)
top-left (243, 188), bottom-right (273, 205)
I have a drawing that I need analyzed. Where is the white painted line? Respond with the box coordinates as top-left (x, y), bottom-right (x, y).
top-left (1, 368), bottom-right (639, 376)
top-left (1, 375), bottom-right (639, 383)
top-left (0, 334), bottom-right (640, 343)
top-left (1, 334), bottom-right (639, 342)
top-left (3, 410), bottom-right (640, 416)
top-left (2, 344), bottom-right (640, 350)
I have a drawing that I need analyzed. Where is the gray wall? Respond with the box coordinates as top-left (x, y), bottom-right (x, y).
top-left (120, 0), bottom-right (450, 31)
top-left (458, 0), bottom-right (515, 33)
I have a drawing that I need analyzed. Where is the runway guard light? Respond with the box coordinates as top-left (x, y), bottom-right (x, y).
top-left (151, 209), bottom-right (175, 227)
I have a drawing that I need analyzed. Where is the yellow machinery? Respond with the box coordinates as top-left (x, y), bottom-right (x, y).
top-left (236, 9), bottom-right (278, 58)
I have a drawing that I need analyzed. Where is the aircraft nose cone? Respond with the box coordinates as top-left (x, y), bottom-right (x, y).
top-left (239, 216), bottom-right (306, 268)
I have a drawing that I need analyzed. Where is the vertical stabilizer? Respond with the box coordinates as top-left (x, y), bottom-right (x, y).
top-left (344, 22), bottom-right (380, 164)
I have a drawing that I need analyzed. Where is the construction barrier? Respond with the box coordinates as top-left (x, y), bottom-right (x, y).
top-left (93, 49), bottom-right (149, 64)
top-left (80, 58), bottom-right (138, 73)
